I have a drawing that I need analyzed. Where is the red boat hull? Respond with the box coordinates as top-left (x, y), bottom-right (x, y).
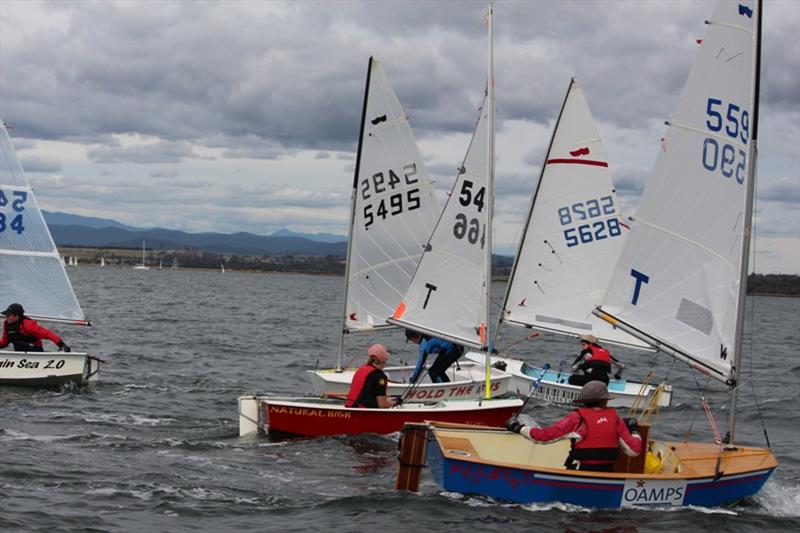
top-left (261, 398), bottom-right (521, 437)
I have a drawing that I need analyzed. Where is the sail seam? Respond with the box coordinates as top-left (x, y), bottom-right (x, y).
top-left (630, 216), bottom-right (736, 272)
top-left (0, 249), bottom-right (60, 257)
top-left (667, 120), bottom-right (748, 149)
top-left (707, 20), bottom-right (753, 36)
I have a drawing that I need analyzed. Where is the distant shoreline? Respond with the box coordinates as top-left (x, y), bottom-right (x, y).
top-left (58, 246), bottom-right (799, 297)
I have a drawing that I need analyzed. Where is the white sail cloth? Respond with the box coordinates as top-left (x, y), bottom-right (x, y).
top-left (343, 59), bottom-right (440, 331)
top-left (599, 1), bottom-right (759, 382)
top-left (389, 94), bottom-right (491, 349)
top-left (0, 120), bottom-right (86, 321)
top-left (502, 79), bottom-right (650, 350)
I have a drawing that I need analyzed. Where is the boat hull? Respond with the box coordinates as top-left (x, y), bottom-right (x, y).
top-left (465, 352), bottom-right (672, 408)
top-left (237, 396), bottom-right (522, 437)
top-left (307, 362), bottom-right (512, 403)
top-left (0, 352), bottom-right (100, 387)
top-left (423, 424), bottom-right (777, 509)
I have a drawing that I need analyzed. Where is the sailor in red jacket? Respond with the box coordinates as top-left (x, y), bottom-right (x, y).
top-left (0, 303), bottom-right (71, 353)
top-left (345, 344), bottom-right (400, 409)
top-left (568, 334), bottom-right (623, 386)
top-left (506, 381), bottom-right (642, 472)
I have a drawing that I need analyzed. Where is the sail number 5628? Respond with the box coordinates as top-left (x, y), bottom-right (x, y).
top-left (0, 189), bottom-right (27, 234)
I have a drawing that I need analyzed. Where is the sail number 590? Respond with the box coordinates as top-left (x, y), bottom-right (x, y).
top-left (0, 189), bottom-right (27, 234)
top-left (702, 97), bottom-right (748, 185)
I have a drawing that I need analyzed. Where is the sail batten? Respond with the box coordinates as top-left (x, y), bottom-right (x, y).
top-left (0, 120), bottom-right (86, 322)
top-left (598, 0), bottom-right (760, 384)
top-left (500, 79), bottom-right (650, 350)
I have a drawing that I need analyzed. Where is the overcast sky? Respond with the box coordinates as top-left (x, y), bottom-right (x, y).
top-left (1, 0), bottom-right (798, 273)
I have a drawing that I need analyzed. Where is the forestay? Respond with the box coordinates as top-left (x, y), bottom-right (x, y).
top-left (389, 94), bottom-right (491, 349)
top-left (0, 120), bottom-right (86, 322)
top-left (501, 79), bottom-right (650, 350)
top-left (597, 1), bottom-right (759, 383)
top-left (343, 58), bottom-right (440, 331)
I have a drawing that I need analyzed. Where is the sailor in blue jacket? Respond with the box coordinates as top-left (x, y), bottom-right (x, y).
top-left (406, 329), bottom-right (464, 384)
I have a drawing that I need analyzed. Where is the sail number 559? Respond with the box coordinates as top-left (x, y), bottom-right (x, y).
top-left (0, 189), bottom-right (27, 234)
top-left (702, 98), bottom-right (748, 185)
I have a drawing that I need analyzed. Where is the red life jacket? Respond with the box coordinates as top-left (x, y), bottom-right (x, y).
top-left (345, 364), bottom-right (378, 407)
top-left (571, 407), bottom-right (620, 462)
top-left (589, 346), bottom-right (611, 365)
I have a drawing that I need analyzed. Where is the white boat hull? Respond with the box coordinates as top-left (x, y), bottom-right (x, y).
top-left (0, 351), bottom-right (100, 387)
top-left (464, 352), bottom-right (671, 408)
top-left (307, 361), bottom-right (512, 403)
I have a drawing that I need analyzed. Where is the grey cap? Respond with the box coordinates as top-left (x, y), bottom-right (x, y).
top-left (572, 381), bottom-right (613, 404)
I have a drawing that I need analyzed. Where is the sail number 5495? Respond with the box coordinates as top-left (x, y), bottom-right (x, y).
top-left (0, 189), bottom-right (27, 234)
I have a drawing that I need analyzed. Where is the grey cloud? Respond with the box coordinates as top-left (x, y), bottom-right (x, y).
top-left (19, 155), bottom-right (62, 173)
top-left (87, 139), bottom-right (198, 164)
top-left (150, 168), bottom-right (180, 178)
top-left (11, 138), bottom-right (36, 151)
top-left (3, 1), bottom-right (795, 152)
top-left (336, 152), bottom-right (355, 160)
top-left (315, 151), bottom-right (331, 159)
top-left (759, 177), bottom-right (800, 205)
top-left (611, 163), bottom-right (648, 198)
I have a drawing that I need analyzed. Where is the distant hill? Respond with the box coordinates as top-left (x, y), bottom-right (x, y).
top-left (270, 227), bottom-right (345, 243)
top-left (49, 225), bottom-right (346, 256)
top-left (43, 210), bottom-right (138, 231)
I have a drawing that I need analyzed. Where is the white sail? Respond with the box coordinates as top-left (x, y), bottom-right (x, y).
top-left (0, 120), bottom-right (86, 322)
top-left (501, 79), bottom-right (650, 350)
top-left (597, 1), bottom-right (760, 383)
top-left (389, 92), bottom-right (492, 349)
top-left (342, 58), bottom-right (440, 332)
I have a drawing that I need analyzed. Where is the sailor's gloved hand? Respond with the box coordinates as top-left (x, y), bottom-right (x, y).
top-left (625, 417), bottom-right (639, 434)
top-left (58, 341), bottom-right (71, 353)
top-left (505, 417), bottom-right (523, 434)
top-left (409, 374), bottom-right (418, 384)
top-left (393, 396), bottom-right (404, 406)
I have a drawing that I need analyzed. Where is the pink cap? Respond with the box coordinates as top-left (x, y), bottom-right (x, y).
top-left (367, 344), bottom-right (389, 364)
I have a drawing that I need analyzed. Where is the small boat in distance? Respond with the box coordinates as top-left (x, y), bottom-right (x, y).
top-left (132, 240), bottom-right (149, 270)
top-left (220, 262), bottom-right (225, 273)
top-left (100, 256), bottom-right (105, 268)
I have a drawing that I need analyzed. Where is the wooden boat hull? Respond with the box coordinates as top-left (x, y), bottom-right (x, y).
top-left (465, 352), bottom-right (672, 408)
top-left (237, 396), bottom-right (522, 437)
top-left (421, 423), bottom-right (776, 508)
top-left (0, 352), bottom-right (100, 387)
top-left (307, 362), bottom-right (512, 403)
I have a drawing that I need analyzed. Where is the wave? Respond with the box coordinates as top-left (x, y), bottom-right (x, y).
top-left (747, 479), bottom-right (800, 517)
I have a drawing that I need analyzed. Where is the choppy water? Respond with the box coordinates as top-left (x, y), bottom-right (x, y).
top-left (1, 267), bottom-right (798, 532)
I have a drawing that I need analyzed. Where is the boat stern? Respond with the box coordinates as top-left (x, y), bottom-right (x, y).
top-left (238, 395), bottom-right (262, 436)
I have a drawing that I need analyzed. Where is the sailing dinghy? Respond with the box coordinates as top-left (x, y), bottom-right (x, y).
top-left (238, 396), bottom-right (521, 437)
top-left (0, 119), bottom-right (101, 387)
top-left (397, 0), bottom-right (776, 508)
top-left (306, 56), bottom-right (512, 401)
top-left (464, 79), bottom-right (671, 408)
top-left (240, 56), bottom-right (519, 436)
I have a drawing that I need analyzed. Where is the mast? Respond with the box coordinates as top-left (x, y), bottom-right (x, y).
top-left (496, 78), bottom-right (575, 341)
top-left (727, 0), bottom-right (762, 447)
top-left (141, 240), bottom-right (146, 266)
top-left (336, 56), bottom-right (373, 372)
top-left (483, 5), bottom-right (494, 399)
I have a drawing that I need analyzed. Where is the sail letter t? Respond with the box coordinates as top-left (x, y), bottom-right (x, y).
top-left (423, 283), bottom-right (438, 309)
top-left (630, 269), bottom-right (650, 306)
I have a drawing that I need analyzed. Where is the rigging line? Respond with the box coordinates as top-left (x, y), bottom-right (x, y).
top-left (744, 158), bottom-right (770, 448)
